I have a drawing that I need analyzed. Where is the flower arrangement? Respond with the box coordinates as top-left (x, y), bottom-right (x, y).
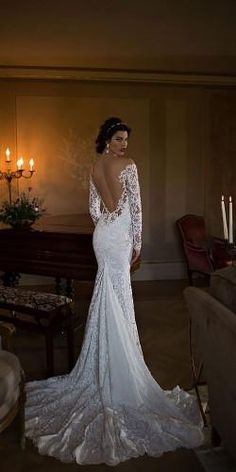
top-left (0, 189), bottom-right (46, 229)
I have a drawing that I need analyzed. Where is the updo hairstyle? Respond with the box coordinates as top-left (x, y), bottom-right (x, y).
top-left (95, 117), bottom-right (131, 154)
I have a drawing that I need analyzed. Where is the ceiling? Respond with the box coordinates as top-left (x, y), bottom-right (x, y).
top-left (0, 0), bottom-right (235, 74)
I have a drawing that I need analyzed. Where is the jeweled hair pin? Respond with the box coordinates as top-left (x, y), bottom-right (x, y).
top-left (106, 122), bottom-right (125, 134)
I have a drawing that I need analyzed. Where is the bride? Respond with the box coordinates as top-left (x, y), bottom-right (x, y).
top-left (25, 117), bottom-right (204, 465)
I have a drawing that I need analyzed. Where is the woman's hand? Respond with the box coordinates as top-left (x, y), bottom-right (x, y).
top-left (131, 248), bottom-right (141, 266)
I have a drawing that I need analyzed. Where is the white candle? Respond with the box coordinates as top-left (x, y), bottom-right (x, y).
top-left (29, 158), bottom-right (34, 171)
top-left (5, 147), bottom-right (11, 162)
top-left (17, 157), bottom-right (24, 170)
top-left (229, 196), bottom-right (233, 244)
top-left (221, 195), bottom-right (229, 240)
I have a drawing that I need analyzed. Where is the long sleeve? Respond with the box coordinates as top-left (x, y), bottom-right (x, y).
top-left (126, 163), bottom-right (142, 251)
top-left (89, 176), bottom-right (101, 226)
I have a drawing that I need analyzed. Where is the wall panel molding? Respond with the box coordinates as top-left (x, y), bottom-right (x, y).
top-left (0, 66), bottom-right (236, 86)
top-left (131, 261), bottom-right (186, 281)
top-left (17, 261), bottom-right (187, 284)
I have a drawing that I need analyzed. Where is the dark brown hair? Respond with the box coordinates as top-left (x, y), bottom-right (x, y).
top-left (95, 117), bottom-right (131, 154)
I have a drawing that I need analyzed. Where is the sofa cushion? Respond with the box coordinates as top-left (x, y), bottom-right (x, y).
top-left (210, 266), bottom-right (236, 313)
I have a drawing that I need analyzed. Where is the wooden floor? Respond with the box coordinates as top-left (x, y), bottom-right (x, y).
top-left (0, 279), bottom-right (207, 472)
top-left (10, 278), bottom-right (194, 388)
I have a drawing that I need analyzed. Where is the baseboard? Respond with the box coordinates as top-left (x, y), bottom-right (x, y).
top-left (1, 261), bottom-right (187, 285)
top-left (131, 261), bottom-right (186, 281)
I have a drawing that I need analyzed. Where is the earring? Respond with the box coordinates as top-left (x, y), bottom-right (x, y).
top-left (105, 143), bottom-right (109, 154)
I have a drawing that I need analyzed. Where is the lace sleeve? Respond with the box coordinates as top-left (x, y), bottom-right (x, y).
top-left (126, 163), bottom-right (142, 251)
top-left (89, 176), bottom-right (101, 226)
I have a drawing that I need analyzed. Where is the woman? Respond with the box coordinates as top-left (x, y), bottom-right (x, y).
top-left (25, 117), bottom-right (204, 465)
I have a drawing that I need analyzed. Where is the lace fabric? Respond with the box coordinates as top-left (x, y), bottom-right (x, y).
top-left (25, 161), bottom-right (204, 466)
top-left (89, 163), bottom-right (142, 251)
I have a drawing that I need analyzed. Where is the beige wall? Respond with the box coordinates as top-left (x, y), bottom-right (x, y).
top-left (0, 1), bottom-right (236, 75)
top-left (0, 78), bottom-right (236, 279)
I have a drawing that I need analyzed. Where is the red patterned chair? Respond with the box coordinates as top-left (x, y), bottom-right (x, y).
top-left (176, 214), bottom-right (232, 285)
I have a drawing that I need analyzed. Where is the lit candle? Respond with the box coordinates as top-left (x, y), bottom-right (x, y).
top-left (29, 158), bottom-right (34, 171)
top-left (17, 157), bottom-right (24, 170)
top-left (5, 147), bottom-right (11, 162)
top-left (229, 196), bottom-right (233, 244)
top-left (221, 195), bottom-right (229, 240)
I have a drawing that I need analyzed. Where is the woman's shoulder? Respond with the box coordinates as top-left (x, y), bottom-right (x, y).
top-left (120, 157), bottom-right (137, 171)
top-left (91, 157), bottom-right (137, 179)
top-left (125, 157), bottom-right (135, 165)
top-left (121, 159), bottom-right (138, 177)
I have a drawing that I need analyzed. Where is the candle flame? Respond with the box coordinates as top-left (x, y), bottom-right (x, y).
top-left (17, 157), bottom-right (24, 170)
top-left (5, 147), bottom-right (11, 162)
top-left (229, 196), bottom-right (232, 202)
top-left (29, 158), bottom-right (34, 170)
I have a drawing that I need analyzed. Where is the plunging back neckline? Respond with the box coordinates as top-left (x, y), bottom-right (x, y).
top-left (91, 163), bottom-right (135, 217)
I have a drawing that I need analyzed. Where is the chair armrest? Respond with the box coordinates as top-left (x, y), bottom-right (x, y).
top-left (211, 236), bottom-right (227, 246)
top-left (184, 241), bottom-right (214, 273)
top-left (185, 240), bottom-right (210, 253)
top-left (0, 322), bottom-right (16, 352)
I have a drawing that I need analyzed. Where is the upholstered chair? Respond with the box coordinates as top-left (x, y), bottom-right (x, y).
top-left (0, 322), bottom-right (25, 448)
top-left (176, 214), bottom-right (232, 284)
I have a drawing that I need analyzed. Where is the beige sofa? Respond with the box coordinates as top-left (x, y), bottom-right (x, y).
top-left (0, 322), bottom-right (25, 447)
top-left (184, 266), bottom-right (236, 461)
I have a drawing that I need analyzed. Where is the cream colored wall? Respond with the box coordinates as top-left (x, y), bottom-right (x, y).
top-left (0, 79), bottom-right (235, 279)
top-left (0, 1), bottom-right (236, 75)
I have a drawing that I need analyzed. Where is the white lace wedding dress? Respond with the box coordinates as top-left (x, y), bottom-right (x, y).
top-left (25, 163), bottom-right (204, 465)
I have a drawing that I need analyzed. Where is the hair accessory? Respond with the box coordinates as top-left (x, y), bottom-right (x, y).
top-left (106, 122), bottom-right (125, 134)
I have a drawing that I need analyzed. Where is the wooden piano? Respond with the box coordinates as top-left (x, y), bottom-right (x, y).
top-left (0, 226), bottom-right (97, 293)
top-left (0, 217), bottom-right (139, 289)
top-left (0, 223), bottom-right (97, 375)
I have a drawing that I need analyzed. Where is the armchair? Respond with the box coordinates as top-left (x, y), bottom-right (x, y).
top-left (176, 214), bottom-right (232, 284)
top-left (0, 322), bottom-right (25, 448)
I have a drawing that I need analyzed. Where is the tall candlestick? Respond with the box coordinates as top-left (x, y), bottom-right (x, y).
top-left (229, 196), bottom-right (233, 244)
top-left (221, 195), bottom-right (229, 240)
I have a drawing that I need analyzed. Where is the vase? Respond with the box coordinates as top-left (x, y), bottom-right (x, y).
top-left (9, 219), bottom-right (35, 230)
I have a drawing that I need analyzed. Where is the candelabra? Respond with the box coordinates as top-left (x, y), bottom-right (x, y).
top-left (0, 148), bottom-right (35, 202)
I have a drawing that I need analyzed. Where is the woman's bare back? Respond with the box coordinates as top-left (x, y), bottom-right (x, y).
top-left (91, 156), bottom-right (134, 213)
